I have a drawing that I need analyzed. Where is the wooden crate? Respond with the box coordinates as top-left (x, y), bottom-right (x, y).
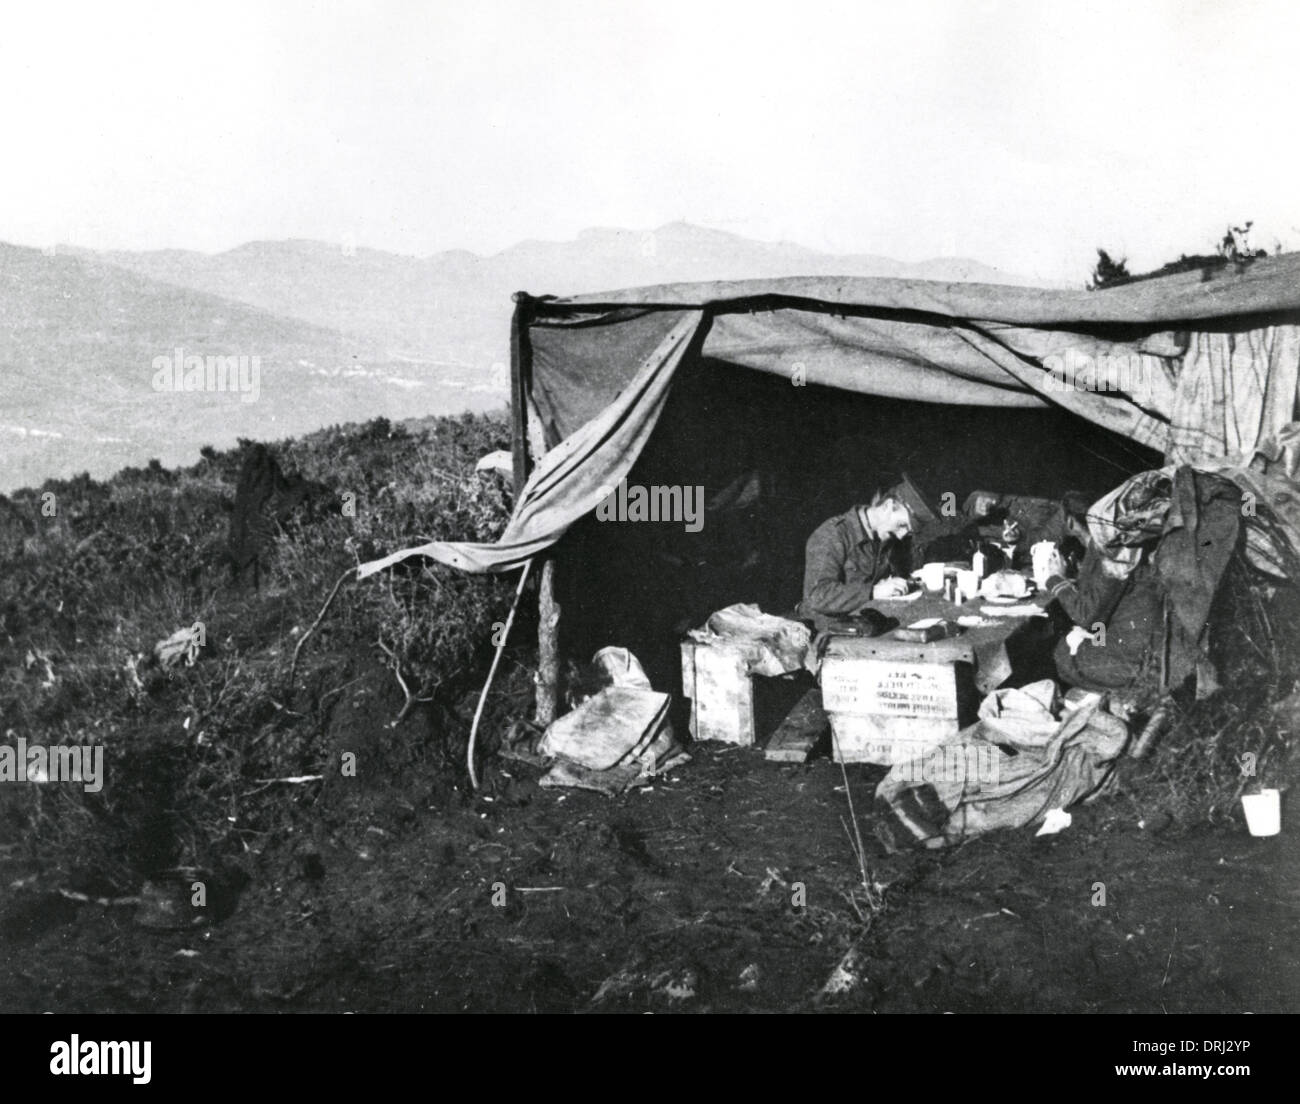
top-left (680, 640), bottom-right (755, 745)
top-left (820, 656), bottom-right (963, 765)
top-left (826, 712), bottom-right (960, 765)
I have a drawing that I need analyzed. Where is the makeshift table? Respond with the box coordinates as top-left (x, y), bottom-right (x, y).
top-left (819, 589), bottom-right (1053, 765)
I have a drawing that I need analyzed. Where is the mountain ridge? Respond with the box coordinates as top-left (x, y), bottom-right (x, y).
top-left (3, 224), bottom-right (1060, 492)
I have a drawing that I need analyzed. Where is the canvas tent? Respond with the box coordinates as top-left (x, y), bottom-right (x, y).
top-left (359, 254), bottom-right (1300, 716)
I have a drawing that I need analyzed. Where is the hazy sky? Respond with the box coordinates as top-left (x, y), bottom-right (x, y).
top-left (3, 0), bottom-right (1296, 280)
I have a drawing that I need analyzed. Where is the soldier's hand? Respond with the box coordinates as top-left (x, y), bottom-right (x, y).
top-left (1065, 625), bottom-right (1095, 655)
top-left (872, 576), bottom-right (912, 599)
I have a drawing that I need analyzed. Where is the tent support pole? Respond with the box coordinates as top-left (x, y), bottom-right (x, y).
top-left (510, 291), bottom-right (534, 498)
top-left (511, 291), bottom-right (561, 727)
top-left (534, 555), bottom-right (560, 727)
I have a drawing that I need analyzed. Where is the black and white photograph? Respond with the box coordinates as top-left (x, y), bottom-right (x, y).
top-left (1, 0), bottom-right (1296, 1039)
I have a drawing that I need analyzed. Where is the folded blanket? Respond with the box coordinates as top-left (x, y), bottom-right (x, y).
top-left (687, 603), bottom-right (811, 676)
top-left (874, 695), bottom-right (1129, 849)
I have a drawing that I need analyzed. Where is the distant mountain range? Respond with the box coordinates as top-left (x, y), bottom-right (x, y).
top-left (1, 223), bottom-right (1048, 492)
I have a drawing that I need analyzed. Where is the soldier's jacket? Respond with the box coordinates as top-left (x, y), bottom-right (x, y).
top-left (1047, 545), bottom-right (1163, 691)
top-left (798, 507), bottom-right (909, 627)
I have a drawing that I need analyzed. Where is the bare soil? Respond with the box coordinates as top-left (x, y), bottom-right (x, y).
top-left (3, 714), bottom-right (1295, 1014)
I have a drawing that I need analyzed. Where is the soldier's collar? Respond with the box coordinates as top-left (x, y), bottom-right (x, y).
top-left (855, 506), bottom-right (877, 545)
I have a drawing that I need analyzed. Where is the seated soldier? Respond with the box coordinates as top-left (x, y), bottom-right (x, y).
top-left (797, 486), bottom-right (916, 630)
top-left (1037, 491), bottom-right (1164, 695)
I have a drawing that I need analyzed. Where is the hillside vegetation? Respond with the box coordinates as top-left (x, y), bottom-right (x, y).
top-left (0, 410), bottom-right (520, 898)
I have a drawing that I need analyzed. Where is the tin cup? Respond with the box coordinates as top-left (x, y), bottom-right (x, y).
top-left (1031, 541), bottom-right (1058, 584)
top-left (920, 562), bottom-right (946, 591)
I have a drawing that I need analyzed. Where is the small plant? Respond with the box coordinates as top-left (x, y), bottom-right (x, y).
top-left (1217, 221), bottom-right (1269, 263)
top-left (1088, 248), bottom-right (1132, 290)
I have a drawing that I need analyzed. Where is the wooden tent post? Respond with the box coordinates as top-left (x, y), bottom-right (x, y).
top-left (535, 556), bottom-right (560, 726)
top-left (509, 292), bottom-right (533, 499)
top-left (511, 291), bottom-right (561, 727)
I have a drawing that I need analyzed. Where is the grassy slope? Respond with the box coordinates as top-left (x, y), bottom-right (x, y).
top-left (0, 410), bottom-right (520, 895)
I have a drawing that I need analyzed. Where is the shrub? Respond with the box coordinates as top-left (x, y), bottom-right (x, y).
top-left (0, 410), bottom-right (520, 893)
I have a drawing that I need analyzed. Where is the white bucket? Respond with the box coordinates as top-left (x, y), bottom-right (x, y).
top-left (1241, 789), bottom-right (1281, 837)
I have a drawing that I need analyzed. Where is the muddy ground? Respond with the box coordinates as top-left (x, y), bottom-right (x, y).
top-left (2, 715), bottom-right (1295, 1014)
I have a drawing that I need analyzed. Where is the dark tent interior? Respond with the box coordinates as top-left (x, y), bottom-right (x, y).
top-left (556, 352), bottom-right (1163, 712)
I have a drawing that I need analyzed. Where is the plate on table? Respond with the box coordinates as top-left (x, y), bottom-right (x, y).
top-left (978, 571), bottom-right (1037, 601)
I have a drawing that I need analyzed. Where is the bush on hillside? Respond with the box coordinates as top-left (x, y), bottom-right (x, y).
top-left (0, 411), bottom-right (520, 892)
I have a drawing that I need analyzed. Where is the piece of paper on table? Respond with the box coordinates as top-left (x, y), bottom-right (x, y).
top-left (980, 604), bottom-right (1048, 618)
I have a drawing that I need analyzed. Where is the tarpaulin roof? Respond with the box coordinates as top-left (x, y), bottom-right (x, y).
top-left (358, 255), bottom-right (1300, 578)
top-left (549, 254), bottom-right (1300, 323)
